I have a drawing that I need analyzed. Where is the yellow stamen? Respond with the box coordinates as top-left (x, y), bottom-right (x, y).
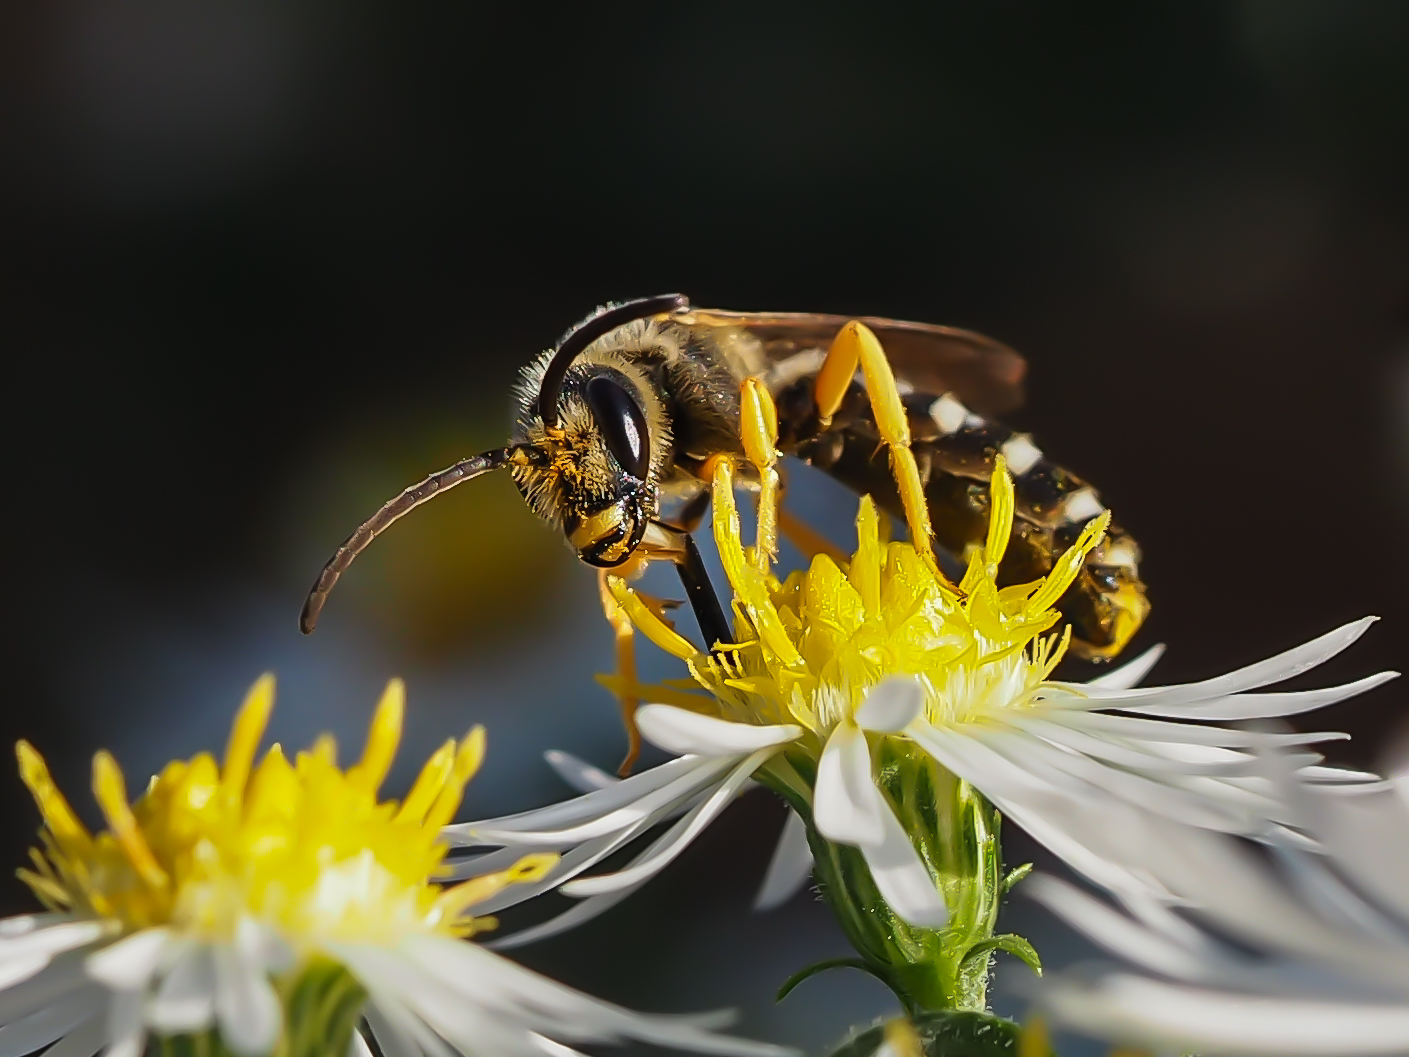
top-left (21, 677), bottom-right (509, 949)
top-left (608, 578), bottom-right (701, 661)
top-left (92, 751), bottom-right (169, 889)
top-left (712, 460), bottom-right (802, 666)
top-left (434, 852), bottom-right (557, 920)
top-left (349, 679), bottom-right (405, 794)
top-left (221, 672), bottom-right (275, 804)
top-left (423, 727), bottom-right (486, 831)
top-left (395, 740), bottom-right (456, 824)
top-left (16, 741), bottom-right (90, 853)
top-left (1025, 510), bottom-right (1111, 617)
top-left (985, 455), bottom-right (1015, 568)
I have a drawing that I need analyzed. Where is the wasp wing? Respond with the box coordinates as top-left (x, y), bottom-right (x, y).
top-left (675, 308), bottom-right (1026, 416)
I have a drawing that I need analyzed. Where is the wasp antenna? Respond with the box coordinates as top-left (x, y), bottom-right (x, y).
top-left (300, 447), bottom-right (521, 634)
top-left (538, 293), bottom-right (689, 427)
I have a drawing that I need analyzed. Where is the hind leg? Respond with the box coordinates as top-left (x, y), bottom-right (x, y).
top-left (814, 321), bottom-right (957, 594)
top-left (597, 488), bottom-right (717, 776)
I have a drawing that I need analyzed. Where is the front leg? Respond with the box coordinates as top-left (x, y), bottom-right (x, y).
top-left (597, 569), bottom-right (643, 776)
top-left (640, 520), bottom-right (733, 652)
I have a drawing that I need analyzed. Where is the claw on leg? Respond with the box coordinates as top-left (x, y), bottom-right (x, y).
top-left (598, 569), bottom-right (642, 776)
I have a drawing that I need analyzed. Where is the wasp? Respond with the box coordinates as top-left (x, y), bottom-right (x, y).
top-left (301, 294), bottom-right (1149, 770)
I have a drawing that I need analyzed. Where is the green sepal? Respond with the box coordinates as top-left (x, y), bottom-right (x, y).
top-left (775, 957), bottom-right (889, 1002)
top-left (824, 1011), bottom-right (1023, 1057)
top-left (1000, 863), bottom-right (1032, 894)
top-left (959, 934), bottom-right (1042, 976)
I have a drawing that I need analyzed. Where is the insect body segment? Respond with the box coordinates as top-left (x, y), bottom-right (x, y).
top-left (300, 294), bottom-right (1150, 773)
top-left (771, 372), bottom-right (1147, 660)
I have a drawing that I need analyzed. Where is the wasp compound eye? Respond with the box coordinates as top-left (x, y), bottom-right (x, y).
top-left (585, 375), bottom-right (651, 480)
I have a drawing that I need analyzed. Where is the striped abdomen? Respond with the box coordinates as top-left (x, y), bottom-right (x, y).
top-left (772, 376), bottom-right (1148, 661)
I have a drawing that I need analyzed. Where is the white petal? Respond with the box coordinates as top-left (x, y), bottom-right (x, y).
top-left (636, 705), bottom-right (801, 757)
top-left (234, 917), bottom-right (294, 976)
top-left (147, 946), bottom-right (216, 1035)
top-left (1059, 710), bottom-right (1348, 747)
top-left (444, 754), bottom-right (712, 843)
top-left (1042, 973), bottom-right (1409, 1056)
top-left (861, 803), bottom-right (948, 929)
top-left (343, 938), bottom-right (795, 1057)
top-left (469, 756), bottom-right (737, 845)
top-left (349, 1030), bottom-right (375, 1057)
top-left (213, 948), bottom-right (281, 1057)
top-left (529, 1034), bottom-right (588, 1057)
top-left (362, 990), bottom-right (457, 1057)
top-left (489, 886), bottom-right (636, 951)
top-left (0, 914), bottom-right (65, 939)
top-left (490, 808), bottom-right (715, 949)
top-left (545, 751), bottom-right (618, 792)
top-left (754, 810), bottom-right (813, 912)
top-left (362, 1001), bottom-right (423, 1057)
top-left (1297, 786), bottom-right (1409, 928)
top-left (1002, 713), bottom-right (1268, 776)
top-left (970, 727), bottom-right (1248, 830)
top-left (855, 677), bottom-right (924, 733)
top-left (467, 826), bottom-right (656, 915)
top-left (907, 721), bottom-right (1065, 800)
top-left (0, 921), bottom-right (105, 980)
top-left (997, 796), bottom-right (1173, 904)
top-left (0, 954), bottom-right (95, 1025)
top-left (1025, 875), bottom-right (1219, 981)
top-left (562, 747), bottom-right (773, 897)
top-left (101, 990), bottom-right (144, 1057)
top-left (1063, 618), bottom-right (1380, 707)
top-left (1085, 644), bottom-right (1165, 689)
top-left (813, 724), bottom-right (885, 847)
top-left (0, 955), bottom-right (57, 992)
top-left (1117, 671), bottom-right (1398, 720)
top-left (41, 1014), bottom-right (104, 1057)
top-left (0, 988), bottom-right (101, 1057)
top-left (85, 930), bottom-right (170, 993)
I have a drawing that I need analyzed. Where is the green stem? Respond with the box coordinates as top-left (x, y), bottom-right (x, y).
top-left (761, 741), bottom-right (1034, 1017)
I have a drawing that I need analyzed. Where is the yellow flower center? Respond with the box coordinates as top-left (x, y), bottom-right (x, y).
top-left (16, 678), bottom-right (553, 949)
top-left (609, 362), bottom-right (1110, 749)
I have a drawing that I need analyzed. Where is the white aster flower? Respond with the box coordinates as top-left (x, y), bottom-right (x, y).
top-left (449, 416), bottom-right (1391, 942)
top-left (1029, 769), bottom-right (1409, 1056)
top-left (0, 676), bottom-right (791, 1057)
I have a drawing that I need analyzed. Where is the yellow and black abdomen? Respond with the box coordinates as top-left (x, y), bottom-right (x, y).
top-left (773, 375), bottom-right (1149, 661)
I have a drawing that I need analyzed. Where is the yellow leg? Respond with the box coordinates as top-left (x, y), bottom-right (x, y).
top-left (598, 569), bottom-right (642, 776)
top-left (740, 378), bottom-right (780, 573)
top-left (815, 321), bottom-right (958, 597)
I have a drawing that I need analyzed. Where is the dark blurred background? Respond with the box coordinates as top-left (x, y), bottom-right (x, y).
top-left (2, 2), bottom-right (1408, 1052)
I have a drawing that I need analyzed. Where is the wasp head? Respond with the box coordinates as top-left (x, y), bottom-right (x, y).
top-left (512, 330), bottom-right (674, 569)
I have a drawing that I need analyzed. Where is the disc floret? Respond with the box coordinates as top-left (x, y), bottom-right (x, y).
top-left (18, 676), bottom-right (549, 952)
